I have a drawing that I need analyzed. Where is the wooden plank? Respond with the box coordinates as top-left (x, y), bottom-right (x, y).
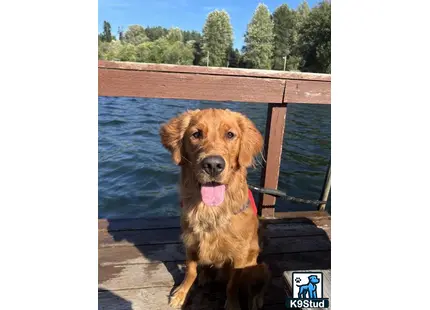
top-left (99, 276), bottom-right (288, 309)
top-left (99, 216), bottom-right (180, 231)
top-left (99, 220), bottom-right (329, 248)
top-left (285, 80), bottom-right (331, 104)
top-left (99, 250), bottom-right (331, 275)
top-left (99, 234), bottom-right (331, 266)
top-left (274, 211), bottom-right (331, 240)
top-left (99, 60), bottom-right (331, 82)
top-left (283, 269), bottom-right (331, 309)
top-left (99, 287), bottom-right (173, 310)
top-left (98, 262), bottom-right (184, 291)
top-left (98, 256), bottom-right (331, 308)
top-left (273, 211), bottom-right (330, 220)
top-left (259, 104), bottom-right (287, 217)
top-left (99, 243), bottom-right (186, 265)
top-left (99, 211), bottom-right (329, 231)
top-left (99, 227), bottom-right (181, 247)
top-left (99, 68), bottom-right (285, 104)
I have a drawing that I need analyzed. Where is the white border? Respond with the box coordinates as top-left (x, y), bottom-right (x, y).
top-left (1, 0), bottom-right (430, 309)
top-left (0, 0), bottom-right (97, 309)
top-left (333, 0), bottom-right (430, 309)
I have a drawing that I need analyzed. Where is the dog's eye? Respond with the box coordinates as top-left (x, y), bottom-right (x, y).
top-left (192, 130), bottom-right (202, 139)
top-left (226, 131), bottom-right (235, 139)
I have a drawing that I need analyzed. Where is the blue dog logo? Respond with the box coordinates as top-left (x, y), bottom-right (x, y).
top-left (296, 275), bottom-right (320, 299)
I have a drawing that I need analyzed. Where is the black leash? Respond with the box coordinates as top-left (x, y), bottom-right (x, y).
top-left (248, 184), bottom-right (328, 206)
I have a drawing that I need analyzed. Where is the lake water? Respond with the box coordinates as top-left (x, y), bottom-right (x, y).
top-left (98, 97), bottom-right (331, 219)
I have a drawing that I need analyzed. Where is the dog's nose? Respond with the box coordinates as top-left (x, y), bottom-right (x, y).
top-left (202, 156), bottom-right (225, 177)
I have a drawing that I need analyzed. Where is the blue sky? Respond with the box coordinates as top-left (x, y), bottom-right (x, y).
top-left (98, 0), bottom-right (320, 49)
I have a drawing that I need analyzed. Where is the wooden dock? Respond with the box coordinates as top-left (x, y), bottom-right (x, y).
top-left (98, 211), bottom-right (331, 310)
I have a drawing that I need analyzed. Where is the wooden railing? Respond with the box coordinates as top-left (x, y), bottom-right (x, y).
top-left (98, 60), bottom-right (331, 218)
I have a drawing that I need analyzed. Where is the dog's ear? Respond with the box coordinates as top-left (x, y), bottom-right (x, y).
top-left (160, 110), bottom-right (198, 165)
top-left (237, 114), bottom-right (264, 168)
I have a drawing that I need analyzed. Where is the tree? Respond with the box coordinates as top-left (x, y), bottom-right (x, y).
top-left (201, 10), bottom-right (233, 67)
top-left (165, 41), bottom-right (194, 65)
top-left (136, 42), bottom-right (153, 62)
top-left (145, 26), bottom-right (168, 41)
top-left (227, 48), bottom-right (240, 68)
top-left (118, 26), bottom-right (124, 42)
top-left (243, 3), bottom-right (274, 69)
top-left (272, 4), bottom-right (301, 71)
top-left (98, 41), bottom-right (111, 59)
top-left (297, 0), bottom-right (311, 24)
top-left (299, 1), bottom-right (331, 73)
top-left (123, 25), bottom-right (148, 45)
top-left (182, 30), bottom-right (203, 65)
top-left (166, 27), bottom-right (183, 43)
top-left (103, 40), bottom-right (123, 60)
top-left (100, 21), bottom-right (113, 42)
top-left (118, 43), bottom-right (137, 61)
top-left (182, 30), bottom-right (202, 43)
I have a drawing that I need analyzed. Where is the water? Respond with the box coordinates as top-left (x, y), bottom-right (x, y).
top-left (98, 97), bottom-right (331, 219)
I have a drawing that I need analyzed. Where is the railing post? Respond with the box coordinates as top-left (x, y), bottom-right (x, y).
top-left (258, 103), bottom-right (287, 218)
top-left (318, 159), bottom-right (331, 211)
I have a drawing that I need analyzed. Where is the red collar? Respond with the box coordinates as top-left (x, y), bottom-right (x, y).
top-left (180, 189), bottom-right (257, 215)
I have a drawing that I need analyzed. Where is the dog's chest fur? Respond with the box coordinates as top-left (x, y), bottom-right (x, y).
top-left (181, 205), bottom-right (258, 267)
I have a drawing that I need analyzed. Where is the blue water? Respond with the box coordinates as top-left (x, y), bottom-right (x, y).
top-left (98, 97), bottom-right (331, 219)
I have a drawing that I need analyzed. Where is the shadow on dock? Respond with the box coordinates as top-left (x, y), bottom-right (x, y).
top-left (101, 214), bottom-right (331, 309)
top-left (99, 289), bottom-right (133, 310)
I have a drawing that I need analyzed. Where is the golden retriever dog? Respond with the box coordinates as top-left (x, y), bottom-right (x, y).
top-left (160, 108), bottom-right (270, 310)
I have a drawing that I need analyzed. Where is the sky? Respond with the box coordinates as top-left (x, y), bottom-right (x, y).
top-left (98, 0), bottom-right (320, 49)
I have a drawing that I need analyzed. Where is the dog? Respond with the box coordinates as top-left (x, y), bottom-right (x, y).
top-left (297, 275), bottom-right (320, 299)
top-left (160, 108), bottom-right (270, 310)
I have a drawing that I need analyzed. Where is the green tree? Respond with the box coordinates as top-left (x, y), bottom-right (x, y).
top-left (166, 27), bottom-right (183, 43)
top-left (272, 4), bottom-right (301, 71)
top-left (98, 41), bottom-right (110, 59)
top-left (117, 26), bottom-right (124, 42)
top-left (297, 0), bottom-right (311, 24)
top-left (100, 21), bottom-right (113, 42)
top-left (165, 41), bottom-right (194, 64)
top-left (117, 43), bottom-right (137, 61)
top-left (145, 26), bottom-right (169, 41)
top-left (123, 25), bottom-right (148, 45)
top-left (227, 48), bottom-right (241, 68)
top-left (182, 30), bottom-right (202, 43)
top-left (299, 1), bottom-right (331, 73)
top-left (136, 42), bottom-right (153, 62)
top-left (201, 10), bottom-right (233, 67)
top-left (243, 3), bottom-right (274, 69)
top-left (103, 40), bottom-right (123, 60)
top-left (182, 30), bottom-right (203, 65)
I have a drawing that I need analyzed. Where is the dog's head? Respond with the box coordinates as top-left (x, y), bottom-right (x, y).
top-left (160, 108), bottom-right (263, 206)
top-left (308, 275), bottom-right (320, 284)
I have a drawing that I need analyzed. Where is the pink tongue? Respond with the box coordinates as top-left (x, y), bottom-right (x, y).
top-left (201, 184), bottom-right (226, 206)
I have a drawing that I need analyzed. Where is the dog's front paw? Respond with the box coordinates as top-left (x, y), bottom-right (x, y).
top-left (169, 286), bottom-right (187, 308)
top-left (224, 298), bottom-right (241, 310)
